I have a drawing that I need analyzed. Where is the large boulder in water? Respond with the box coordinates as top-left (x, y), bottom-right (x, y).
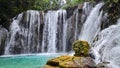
top-left (43, 55), bottom-right (95, 68)
top-left (59, 56), bottom-right (95, 68)
top-left (72, 40), bottom-right (90, 57)
top-left (43, 40), bottom-right (95, 68)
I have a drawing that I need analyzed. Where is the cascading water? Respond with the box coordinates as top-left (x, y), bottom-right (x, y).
top-left (4, 10), bottom-right (43, 54)
top-left (0, 26), bottom-right (8, 55)
top-left (4, 7), bottom-right (82, 54)
top-left (41, 10), bottom-right (67, 53)
top-left (81, 2), bottom-right (93, 23)
top-left (4, 13), bottom-right (23, 55)
top-left (78, 2), bottom-right (120, 68)
top-left (92, 19), bottom-right (120, 68)
top-left (79, 3), bottom-right (104, 45)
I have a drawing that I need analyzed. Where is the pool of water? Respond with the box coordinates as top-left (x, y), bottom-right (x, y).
top-left (0, 53), bottom-right (65, 68)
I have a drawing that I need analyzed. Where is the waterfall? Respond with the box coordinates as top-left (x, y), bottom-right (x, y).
top-left (79, 3), bottom-right (104, 45)
top-left (4, 8), bottom-right (81, 54)
top-left (42, 10), bottom-right (67, 53)
top-left (92, 19), bottom-right (120, 68)
top-left (81, 2), bottom-right (93, 23)
top-left (62, 10), bottom-right (67, 52)
top-left (4, 13), bottom-right (23, 55)
top-left (0, 26), bottom-right (8, 55)
top-left (78, 2), bottom-right (120, 67)
top-left (42, 10), bottom-right (59, 53)
top-left (1, 2), bottom-right (120, 67)
top-left (3, 1), bottom-right (101, 55)
top-left (4, 10), bottom-right (43, 54)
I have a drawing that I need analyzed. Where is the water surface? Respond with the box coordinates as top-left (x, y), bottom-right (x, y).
top-left (0, 53), bottom-right (64, 68)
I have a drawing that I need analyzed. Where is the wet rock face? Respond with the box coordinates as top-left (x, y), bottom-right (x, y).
top-left (44, 55), bottom-right (95, 68)
top-left (0, 18), bottom-right (12, 30)
top-left (0, 26), bottom-right (8, 55)
top-left (66, 5), bottom-right (78, 19)
top-left (101, 1), bottom-right (120, 30)
top-left (72, 40), bottom-right (90, 57)
top-left (95, 0), bottom-right (103, 4)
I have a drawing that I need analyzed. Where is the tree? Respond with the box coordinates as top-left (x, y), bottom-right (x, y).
top-left (0, 0), bottom-right (35, 29)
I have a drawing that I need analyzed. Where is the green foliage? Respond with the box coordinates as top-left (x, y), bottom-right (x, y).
top-left (104, 0), bottom-right (118, 3)
top-left (62, 0), bottom-right (82, 9)
top-left (0, 0), bottom-right (34, 18)
top-left (0, 0), bottom-right (61, 23)
top-left (33, 0), bottom-right (50, 10)
top-left (62, 0), bottom-right (94, 9)
top-left (0, 0), bottom-right (96, 28)
top-left (0, 0), bottom-right (35, 27)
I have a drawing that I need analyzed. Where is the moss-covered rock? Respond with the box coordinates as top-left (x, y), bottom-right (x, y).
top-left (43, 55), bottom-right (95, 68)
top-left (46, 55), bottom-right (73, 66)
top-left (59, 56), bottom-right (95, 68)
top-left (43, 40), bottom-right (95, 68)
top-left (72, 40), bottom-right (90, 57)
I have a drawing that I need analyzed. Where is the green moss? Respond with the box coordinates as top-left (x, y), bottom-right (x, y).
top-left (47, 55), bottom-right (73, 66)
top-left (72, 40), bottom-right (90, 57)
top-left (61, 0), bottom-right (94, 9)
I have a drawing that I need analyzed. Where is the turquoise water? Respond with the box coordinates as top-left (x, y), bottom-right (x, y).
top-left (0, 53), bottom-right (63, 68)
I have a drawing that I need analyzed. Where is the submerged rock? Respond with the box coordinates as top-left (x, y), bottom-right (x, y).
top-left (43, 55), bottom-right (95, 68)
top-left (72, 40), bottom-right (90, 57)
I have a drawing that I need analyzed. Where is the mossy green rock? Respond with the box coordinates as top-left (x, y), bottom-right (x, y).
top-left (43, 55), bottom-right (95, 68)
top-left (43, 40), bottom-right (94, 68)
top-left (59, 57), bottom-right (95, 68)
top-left (72, 40), bottom-right (90, 57)
top-left (46, 55), bottom-right (73, 66)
